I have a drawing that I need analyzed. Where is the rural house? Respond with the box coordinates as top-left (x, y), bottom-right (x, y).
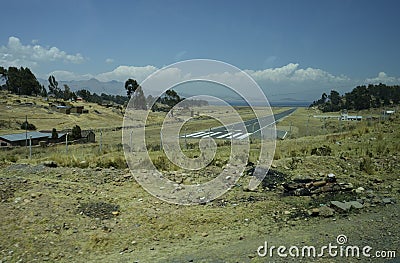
top-left (0, 131), bottom-right (66, 147)
top-left (81, 130), bottom-right (96, 143)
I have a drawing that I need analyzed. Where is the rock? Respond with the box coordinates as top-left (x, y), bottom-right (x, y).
top-left (292, 175), bottom-right (313, 183)
top-left (318, 206), bottom-right (335, 217)
top-left (283, 210), bottom-right (291, 215)
top-left (330, 201), bottom-right (351, 212)
top-left (112, 211), bottom-right (119, 216)
top-left (201, 232), bottom-right (208, 237)
top-left (43, 161), bottom-right (58, 168)
top-left (326, 173), bottom-right (336, 183)
top-left (372, 197), bottom-right (382, 204)
top-left (355, 187), bottom-right (365, 194)
top-left (348, 201), bottom-right (363, 209)
top-left (382, 198), bottom-right (393, 204)
top-left (356, 198), bottom-right (364, 204)
top-left (373, 178), bottom-right (383, 183)
top-left (307, 208), bottom-right (320, 217)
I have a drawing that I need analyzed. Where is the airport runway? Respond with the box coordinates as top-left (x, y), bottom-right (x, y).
top-left (182, 108), bottom-right (297, 140)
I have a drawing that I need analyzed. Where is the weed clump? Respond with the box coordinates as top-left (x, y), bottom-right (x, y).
top-left (360, 156), bottom-right (374, 174)
top-left (78, 201), bottom-right (119, 220)
top-left (311, 145), bottom-right (332, 156)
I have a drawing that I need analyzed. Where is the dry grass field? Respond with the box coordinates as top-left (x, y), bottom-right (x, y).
top-left (0, 92), bottom-right (399, 262)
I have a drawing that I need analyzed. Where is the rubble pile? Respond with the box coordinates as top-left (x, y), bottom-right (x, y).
top-left (282, 173), bottom-right (353, 196)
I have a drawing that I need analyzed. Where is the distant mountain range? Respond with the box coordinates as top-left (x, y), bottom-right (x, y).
top-left (37, 78), bottom-right (312, 106)
top-left (38, 78), bottom-right (125, 96)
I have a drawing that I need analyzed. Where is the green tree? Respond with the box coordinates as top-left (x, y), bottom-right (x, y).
top-left (4, 67), bottom-right (41, 95)
top-left (125, 78), bottom-right (139, 98)
top-left (0, 66), bottom-right (7, 82)
top-left (71, 125), bottom-right (82, 140)
top-left (327, 90), bottom-right (342, 111)
top-left (48, 75), bottom-right (61, 98)
top-left (132, 86), bottom-right (147, 110)
top-left (21, 121), bottom-right (36, 130)
top-left (63, 84), bottom-right (73, 100)
top-left (51, 128), bottom-right (58, 139)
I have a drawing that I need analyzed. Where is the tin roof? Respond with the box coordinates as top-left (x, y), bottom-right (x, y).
top-left (0, 131), bottom-right (66, 142)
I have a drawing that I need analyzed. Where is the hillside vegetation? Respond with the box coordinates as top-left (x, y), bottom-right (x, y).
top-left (0, 92), bottom-right (399, 262)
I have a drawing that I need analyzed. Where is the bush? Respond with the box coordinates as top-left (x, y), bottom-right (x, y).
top-left (51, 128), bottom-right (58, 139)
top-left (71, 125), bottom-right (82, 140)
top-left (360, 157), bottom-right (374, 174)
top-left (311, 145), bottom-right (332, 156)
top-left (20, 121), bottom-right (36, 130)
top-left (152, 155), bottom-right (179, 171)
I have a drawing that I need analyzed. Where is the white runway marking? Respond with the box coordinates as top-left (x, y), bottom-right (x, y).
top-left (237, 133), bottom-right (252, 139)
top-left (227, 132), bottom-right (242, 139)
top-left (185, 131), bottom-right (206, 137)
top-left (216, 132), bottom-right (233, 139)
top-left (192, 132), bottom-right (210, 138)
top-left (202, 131), bottom-right (222, 138)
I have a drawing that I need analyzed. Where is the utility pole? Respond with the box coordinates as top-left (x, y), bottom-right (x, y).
top-left (65, 133), bottom-right (68, 153)
top-left (160, 130), bottom-right (163, 150)
top-left (100, 130), bottom-right (103, 152)
top-left (209, 127), bottom-right (212, 148)
top-left (29, 135), bottom-right (32, 159)
top-left (184, 127), bottom-right (187, 150)
top-left (25, 115), bottom-right (28, 148)
top-left (130, 130), bottom-right (133, 152)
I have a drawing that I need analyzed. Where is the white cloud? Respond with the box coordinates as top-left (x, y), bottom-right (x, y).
top-left (42, 62), bottom-right (400, 101)
top-left (365, 72), bottom-right (400, 85)
top-left (96, 65), bottom-right (158, 82)
top-left (105, 58), bottom-right (114, 64)
top-left (47, 70), bottom-right (94, 81)
top-left (0, 36), bottom-right (85, 68)
top-left (247, 63), bottom-right (349, 83)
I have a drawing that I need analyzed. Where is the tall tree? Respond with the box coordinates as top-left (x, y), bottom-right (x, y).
top-left (132, 86), bottom-right (147, 110)
top-left (63, 84), bottom-right (73, 100)
top-left (327, 90), bottom-right (342, 111)
top-left (124, 78), bottom-right (139, 98)
top-left (4, 67), bottom-right (41, 95)
top-left (48, 75), bottom-right (61, 98)
top-left (0, 66), bottom-right (7, 82)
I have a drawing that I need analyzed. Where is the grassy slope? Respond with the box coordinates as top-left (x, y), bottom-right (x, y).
top-left (0, 93), bottom-right (399, 262)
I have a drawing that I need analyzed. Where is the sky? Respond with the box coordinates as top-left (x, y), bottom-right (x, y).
top-left (1, 0), bottom-right (399, 101)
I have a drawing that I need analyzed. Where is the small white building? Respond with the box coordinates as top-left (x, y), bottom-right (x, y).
top-left (340, 112), bottom-right (362, 121)
top-left (384, 110), bottom-right (395, 115)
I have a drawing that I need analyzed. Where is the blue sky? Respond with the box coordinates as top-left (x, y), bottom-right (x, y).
top-left (1, 0), bottom-right (399, 100)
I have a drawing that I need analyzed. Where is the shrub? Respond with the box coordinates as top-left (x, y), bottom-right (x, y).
top-left (360, 157), bottom-right (374, 174)
top-left (71, 125), bottom-right (82, 140)
top-left (51, 128), bottom-right (58, 139)
top-left (311, 145), bottom-right (332, 156)
top-left (20, 121), bottom-right (36, 130)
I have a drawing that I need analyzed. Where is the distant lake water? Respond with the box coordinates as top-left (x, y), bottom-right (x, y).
top-left (211, 100), bottom-right (312, 107)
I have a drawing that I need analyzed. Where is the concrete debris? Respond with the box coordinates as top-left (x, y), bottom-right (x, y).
top-left (283, 174), bottom-right (352, 196)
top-left (355, 187), bottom-right (365, 194)
top-left (348, 201), bottom-right (363, 209)
top-left (330, 201), bottom-right (352, 211)
top-left (382, 198), bottom-right (393, 204)
top-left (318, 206), bottom-right (335, 217)
top-left (43, 161), bottom-right (58, 168)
